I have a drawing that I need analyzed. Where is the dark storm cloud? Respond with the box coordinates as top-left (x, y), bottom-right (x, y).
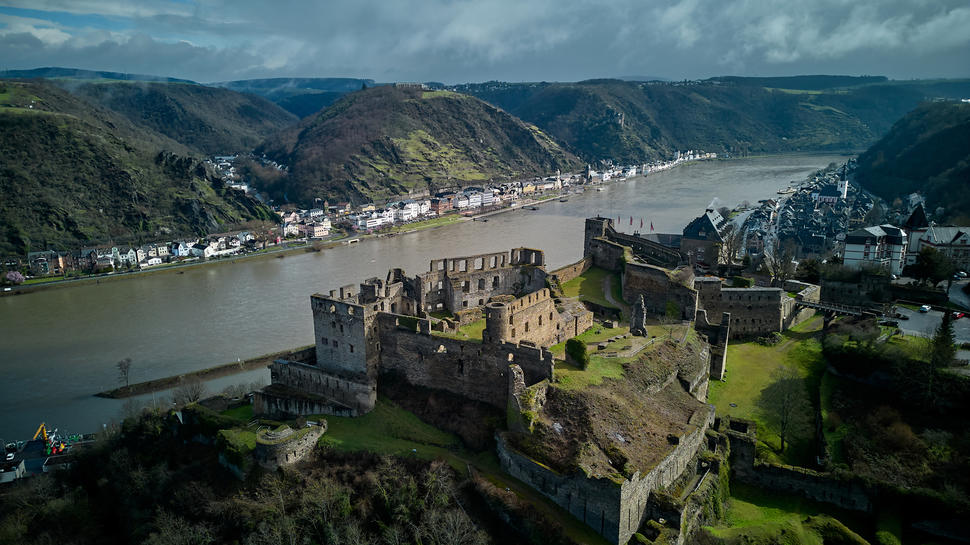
top-left (1, 0), bottom-right (968, 82)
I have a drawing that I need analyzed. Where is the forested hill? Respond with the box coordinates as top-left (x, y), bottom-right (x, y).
top-left (453, 78), bottom-right (970, 163)
top-left (64, 81), bottom-right (298, 155)
top-left (855, 101), bottom-right (970, 224)
top-left (0, 81), bottom-right (277, 255)
top-left (213, 77), bottom-right (375, 118)
top-left (255, 86), bottom-right (581, 205)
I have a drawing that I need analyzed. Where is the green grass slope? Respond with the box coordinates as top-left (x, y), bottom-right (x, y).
top-left (66, 81), bottom-right (298, 155)
top-left (854, 101), bottom-right (970, 223)
top-left (0, 81), bottom-right (277, 255)
top-left (256, 86), bottom-right (581, 205)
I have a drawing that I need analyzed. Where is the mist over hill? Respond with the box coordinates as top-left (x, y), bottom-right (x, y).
top-left (255, 86), bottom-right (581, 205)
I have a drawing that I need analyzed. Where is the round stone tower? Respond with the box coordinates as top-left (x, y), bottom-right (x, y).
top-left (484, 298), bottom-right (514, 343)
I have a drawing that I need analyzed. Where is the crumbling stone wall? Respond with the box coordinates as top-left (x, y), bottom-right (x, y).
top-left (721, 418), bottom-right (872, 513)
top-left (414, 249), bottom-right (547, 313)
top-left (496, 406), bottom-right (715, 545)
top-left (483, 288), bottom-right (574, 347)
top-left (551, 257), bottom-right (592, 285)
top-left (584, 216), bottom-right (684, 269)
top-left (694, 279), bottom-right (787, 339)
top-left (253, 424), bottom-right (327, 470)
top-left (623, 262), bottom-right (698, 320)
top-left (586, 237), bottom-right (628, 272)
top-left (258, 359), bottom-right (376, 416)
top-left (376, 314), bottom-right (554, 409)
top-left (694, 310), bottom-right (730, 380)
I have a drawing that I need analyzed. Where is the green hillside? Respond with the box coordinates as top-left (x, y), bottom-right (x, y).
top-left (455, 78), bottom-right (970, 163)
top-left (255, 86), bottom-right (581, 205)
top-left (0, 81), bottom-right (278, 255)
top-left (855, 101), bottom-right (970, 223)
top-left (66, 81), bottom-right (297, 155)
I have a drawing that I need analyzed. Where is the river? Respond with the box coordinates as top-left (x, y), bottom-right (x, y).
top-left (0, 153), bottom-right (850, 438)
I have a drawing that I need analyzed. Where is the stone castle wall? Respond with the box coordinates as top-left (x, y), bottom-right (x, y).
top-left (483, 288), bottom-right (562, 347)
top-left (694, 279), bottom-right (785, 339)
top-left (376, 313), bottom-right (554, 409)
top-left (723, 418), bottom-right (872, 513)
top-left (496, 406), bottom-right (715, 545)
top-left (694, 310), bottom-right (731, 380)
top-left (253, 424), bottom-right (327, 470)
top-left (623, 262), bottom-right (698, 320)
top-left (311, 296), bottom-right (377, 380)
top-left (259, 359), bottom-right (377, 416)
top-left (550, 257), bottom-right (592, 285)
top-left (415, 249), bottom-right (547, 313)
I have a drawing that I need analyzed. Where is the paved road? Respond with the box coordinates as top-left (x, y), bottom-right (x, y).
top-left (948, 278), bottom-right (970, 310)
top-left (896, 306), bottom-right (970, 343)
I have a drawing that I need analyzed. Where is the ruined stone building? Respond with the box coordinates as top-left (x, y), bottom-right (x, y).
top-left (255, 248), bottom-right (589, 418)
top-left (584, 217), bottom-right (818, 339)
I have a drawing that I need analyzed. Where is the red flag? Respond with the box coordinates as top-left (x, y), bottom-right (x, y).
top-left (640, 218), bottom-right (643, 229)
top-left (650, 221), bottom-right (654, 231)
top-left (629, 216), bottom-right (633, 226)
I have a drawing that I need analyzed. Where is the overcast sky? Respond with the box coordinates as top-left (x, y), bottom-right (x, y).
top-left (1, 0), bottom-right (968, 84)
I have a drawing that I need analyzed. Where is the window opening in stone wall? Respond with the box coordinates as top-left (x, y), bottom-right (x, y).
top-left (462, 281), bottom-right (469, 293)
top-left (490, 256), bottom-right (497, 268)
top-left (493, 276), bottom-right (500, 288)
top-left (458, 260), bottom-right (467, 272)
top-left (349, 344), bottom-right (354, 353)
top-left (538, 315), bottom-right (543, 326)
top-left (437, 281), bottom-right (443, 290)
top-left (331, 321), bottom-right (336, 329)
top-left (462, 301), bottom-right (468, 307)
top-left (474, 257), bottom-right (484, 270)
top-left (479, 299), bottom-right (483, 306)
top-left (332, 340), bottom-right (338, 347)
top-left (340, 324), bottom-right (344, 333)
top-left (322, 337), bottom-right (328, 345)
top-left (509, 316), bottom-right (513, 324)
top-left (511, 328), bottom-right (516, 337)
top-left (525, 322), bottom-right (530, 332)
top-left (478, 278), bottom-right (485, 290)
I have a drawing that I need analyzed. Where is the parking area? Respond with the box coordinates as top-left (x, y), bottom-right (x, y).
top-left (896, 306), bottom-right (970, 343)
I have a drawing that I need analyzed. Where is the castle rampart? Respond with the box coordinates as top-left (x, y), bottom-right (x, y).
top-left (623, 262), bottom-right (698, 320)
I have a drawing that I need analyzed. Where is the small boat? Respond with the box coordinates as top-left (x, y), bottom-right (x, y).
top-left (559, 197), bottom-right (569, 202)
top-left (527, 206), bottom-right (539, 211)
top-left (596, 187), bottom-right (605, 192)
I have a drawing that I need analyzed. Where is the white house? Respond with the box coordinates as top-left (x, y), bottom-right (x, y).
top-left (843, 225), bottom-right (907, 275)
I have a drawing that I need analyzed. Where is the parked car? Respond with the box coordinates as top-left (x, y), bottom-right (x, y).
top-left (959, 271), bottom-right (968, 278)
top-left (920, 304), bottom-right (932, 313)
top-left (880, 320), bottom-right (899, 327)
top-left (955, 312), bottom-right (966, 319)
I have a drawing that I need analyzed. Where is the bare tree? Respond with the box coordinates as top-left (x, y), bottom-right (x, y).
top-left (718, 224), bottom-right (746, 265)
top-left (762, 238), bottom-right (796, 286)
top-left (117, 357), bottom-right (133, 389)
top-left (172, 379), bottom-right (207, 406)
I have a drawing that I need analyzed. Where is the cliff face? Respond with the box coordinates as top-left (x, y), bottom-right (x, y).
top-left (255, 86), bottom-right (581, 205)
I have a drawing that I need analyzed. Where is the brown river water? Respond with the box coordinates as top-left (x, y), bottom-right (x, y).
top-left (0, 153), bottom-right (850, 438)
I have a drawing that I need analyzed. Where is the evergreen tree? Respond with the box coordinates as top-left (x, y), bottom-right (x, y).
top-left (931, 310), bottom-right (956, 368)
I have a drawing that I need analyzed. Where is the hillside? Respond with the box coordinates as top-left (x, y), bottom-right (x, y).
top-left (455, 78), bottom-right (970, 163)
top-left (855, 101), bottom-right (970, 223)
top-left (64, 81), bottom-right (298, 155)
top-left (213, 77), bottom-right (375, 117)
top-left (255, 86), bottom-right (581, 205)
top-left (0, 66), bottom-right (196, 84)
top-left (0, 81), bottom-right (277, 255)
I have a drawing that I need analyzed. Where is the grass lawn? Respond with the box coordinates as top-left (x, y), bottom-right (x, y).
top-left (221, 404), bottom-right (254, 421)
top-left (315, 397), bottom-right (467, 471)
top-left (432, 317), bottom-right (486, 343)
top-left (705, 482), bottom-right (871, 544)
top-left (560, 267), bottom-right (622, 310)
top-left (708, 315), bottom-right (824, 466)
